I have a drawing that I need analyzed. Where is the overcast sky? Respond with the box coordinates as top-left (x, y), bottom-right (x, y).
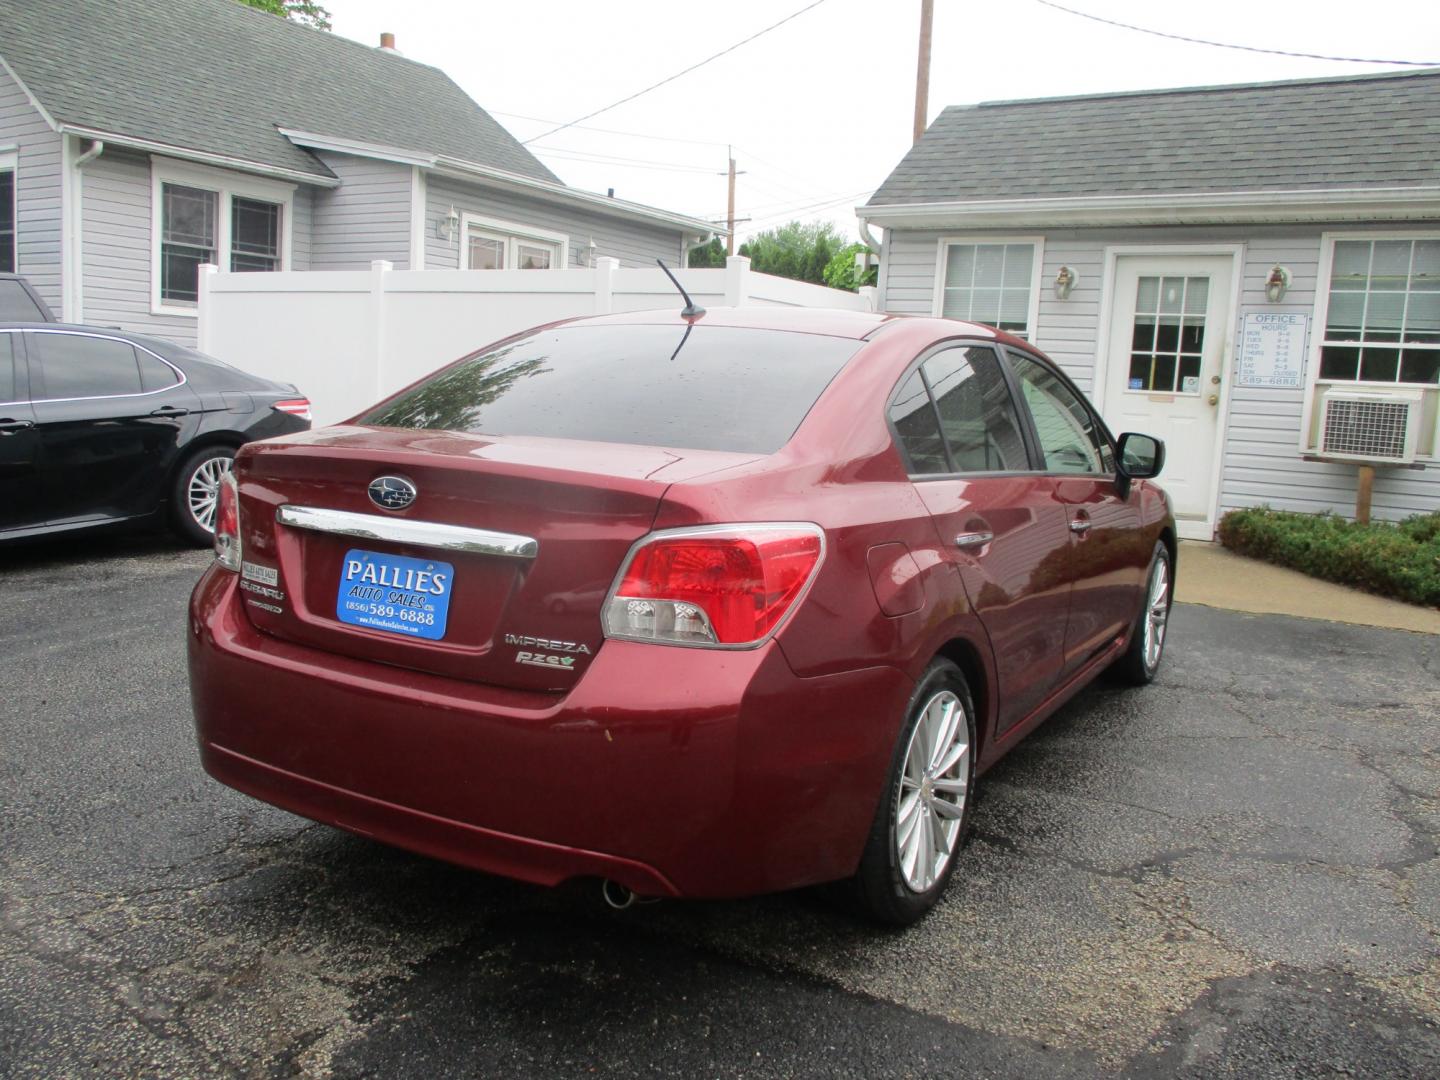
top-left (324, 0), bottom-right (1437, 243)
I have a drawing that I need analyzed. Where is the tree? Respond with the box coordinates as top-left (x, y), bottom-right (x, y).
top-left (687, 237), bottom-right (726, 269)
top-left (823, 242), bottom-right (879, 292)
top-left (236, 0), bottom-right (332, 30)
top-left (737, 221), bottom-right (850, 287)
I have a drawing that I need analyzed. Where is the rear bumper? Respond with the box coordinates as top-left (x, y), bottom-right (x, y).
top-left (188, 566), bottom-right (912, 898)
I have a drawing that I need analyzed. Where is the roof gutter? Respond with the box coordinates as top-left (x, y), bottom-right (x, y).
top-left (56, 125), bottom-right (341, 187)
top-left (277, 128), bottom-right (719, 238)
top-left (857, 186), bottom-right (1440, 230)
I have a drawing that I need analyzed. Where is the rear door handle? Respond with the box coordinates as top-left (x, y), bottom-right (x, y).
top-left (0, 418), bottom-right (34, 434)
top-left (150, 405), bottom-right (190, 417)
top-left (953, 530), bottom-right (994, 549)
top-left (1069, 519), bottom-right (1092, 534)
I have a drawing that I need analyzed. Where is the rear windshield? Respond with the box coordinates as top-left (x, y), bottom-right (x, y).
top-left (360, 324), bottom-right (861, 454)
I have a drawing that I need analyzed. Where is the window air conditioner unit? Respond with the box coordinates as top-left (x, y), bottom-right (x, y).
top-left (1318, 388), bottom-right (1423, 465)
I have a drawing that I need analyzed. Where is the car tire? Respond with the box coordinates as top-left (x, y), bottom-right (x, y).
top-left (848, 658), bottom-right (977, 926)
top-left (170, 445), bottom-right (236, 547)
top-left (1112, 541), bottom-right (1172, 686)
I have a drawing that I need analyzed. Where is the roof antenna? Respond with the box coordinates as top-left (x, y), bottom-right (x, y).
top-left (655, 259), bottom-right (705, 319)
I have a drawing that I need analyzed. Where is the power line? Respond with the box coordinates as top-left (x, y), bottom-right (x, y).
top-left (534, 146), bottom-right (719, 175)
top-left (1033, 0), bottom-right (1440, 66)
top-left (491, 110), bottom-right (731, 149)
top-left (522, 0), bottom-right (832, 144)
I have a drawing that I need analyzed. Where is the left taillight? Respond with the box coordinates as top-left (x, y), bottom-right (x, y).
top-left (602, 524), bottom-right (824, 648)
top-left (214, 471), bottom-right (242, 570)
top-left (271, 397), bottom-right (312, 422)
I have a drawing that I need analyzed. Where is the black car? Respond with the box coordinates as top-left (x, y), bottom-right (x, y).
top-left (1, 320), bottom-right (310, 545)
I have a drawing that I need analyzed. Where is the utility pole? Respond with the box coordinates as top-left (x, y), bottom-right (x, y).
top-left (913, 0), bottom-right (934, 144)
top-left (726, 147), bottom-right (737, 255)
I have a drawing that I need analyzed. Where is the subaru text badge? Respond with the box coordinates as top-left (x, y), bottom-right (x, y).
top-left (368, 476), bottom-right (417, 511)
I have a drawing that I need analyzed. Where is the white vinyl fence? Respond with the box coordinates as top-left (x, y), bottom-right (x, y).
top-left (197, 256), bottom-right (876, 425)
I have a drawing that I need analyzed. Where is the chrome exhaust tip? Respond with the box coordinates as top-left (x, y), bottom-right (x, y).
top-left (601, 879), bottom-right (637, 910)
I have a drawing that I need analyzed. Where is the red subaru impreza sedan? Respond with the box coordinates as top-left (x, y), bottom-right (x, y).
top-left (188, 307), bottom-right (1173, 925)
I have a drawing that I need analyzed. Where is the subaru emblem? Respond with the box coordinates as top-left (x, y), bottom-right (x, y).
top-left (368, 475), bottom-right (417, 511)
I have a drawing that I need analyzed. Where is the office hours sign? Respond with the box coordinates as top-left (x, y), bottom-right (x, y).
top-left (1237, 312), bottom-right (1308, 389)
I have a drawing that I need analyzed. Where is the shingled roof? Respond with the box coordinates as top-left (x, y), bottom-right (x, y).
top-left (867, 68), bottom-right (1440, 208)
top-left (0, 0), bottom-right (558, 184)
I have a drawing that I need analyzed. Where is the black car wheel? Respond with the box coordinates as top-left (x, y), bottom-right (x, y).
top-left (849, 659), bottom-right (977, 926)
top-left (171, 445), bottom-right (235, 546)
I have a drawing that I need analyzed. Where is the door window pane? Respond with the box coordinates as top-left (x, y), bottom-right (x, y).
top-left (921, 346), bottom-right (1026, 472)
top-left (160, 184), bottom-right (216, 303)
top-left (29, 333), bottom-right (144, 399)
top-left (1127, 275), bottom-right (1207, 393)
top-left (1321, 237), bottom-right (1440, 384)
top-left (1006, 350), bottom-right (1108, 474)
top-left (0, 170), bottom-right (14, 273)
top-left (230, 197), bottom-right (281, 272)
top-left (138, 350), bottom-right (179, 391)
top-left (888, 370), bottom-right (948, 474)
top-left (940, 242), bottom-right (1035, 336)
top-left (0, 278), bottom-right (46, 320)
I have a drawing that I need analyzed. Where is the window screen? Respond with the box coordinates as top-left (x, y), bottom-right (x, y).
top-left (28, 333), bottom-right (144, 400)
top-left (231, 197), bottom-right (281, 272)
top-left (940, 243), bottom-right (1035, 336)
top-left (1005, 350), bottom-right (1110, 474)
top-left (1319, 238), bottom-right (1440, 385)
top-left (362, 324), bottom-right (860, 454)
top-left (161, 183), bottom-right (217, 303)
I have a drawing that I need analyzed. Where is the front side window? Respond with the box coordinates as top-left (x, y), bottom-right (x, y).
top-left (27, 333), bottom-right (146, 400)
top-left (0, 167), bottom-right (14, 273)
top-left (1319, 238), bottom-right (1440, 385)
top-left (1005, 350), bottom-right (1111, 474)
top-left (939, 242), bottom-right (1036, 337)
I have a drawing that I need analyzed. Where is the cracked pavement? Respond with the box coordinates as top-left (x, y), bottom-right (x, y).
top-left (2, 534), bottom-right (1438, 1078)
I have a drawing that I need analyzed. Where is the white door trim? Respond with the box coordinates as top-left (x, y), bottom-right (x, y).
top-left (1092, 243), bottom-right (1245, 540)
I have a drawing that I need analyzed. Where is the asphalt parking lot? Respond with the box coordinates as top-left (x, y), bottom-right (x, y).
top-left (2, 534), bottom-right (1438, 1079)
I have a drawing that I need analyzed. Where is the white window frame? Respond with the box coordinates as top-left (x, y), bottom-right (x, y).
top-left (150, 157), bottom-right (294, 317)
top-left (931, 235), bottom-right (1045, 339)
top-left (1301, 229), bottom-right (1440, 460)
top-left (0, 148), bottom-right (17, 274)
top-left (459, 212), bottom-right (568, 271)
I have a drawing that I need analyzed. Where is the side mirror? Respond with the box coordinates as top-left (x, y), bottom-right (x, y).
top-left (1116, 432), bottom-right (1165, 480)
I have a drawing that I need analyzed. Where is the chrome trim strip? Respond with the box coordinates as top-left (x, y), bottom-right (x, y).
top-left (276, 505), bottom-right (539, 559)
top-left (0, 328), bottom-right (188, 404)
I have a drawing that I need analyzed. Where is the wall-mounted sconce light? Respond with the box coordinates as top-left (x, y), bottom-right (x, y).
top-left (1054, 265), bottom-right (1078, 300)
top-left (1265, 264), bottom-right (1291, 303)
top-left (586, 238), bottom-right (598, 267)
top-left (437, 205), bottom-right (460, 241)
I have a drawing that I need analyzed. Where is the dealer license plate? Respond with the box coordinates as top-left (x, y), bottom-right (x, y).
top-left (336, 549), bottom-right (453, 641)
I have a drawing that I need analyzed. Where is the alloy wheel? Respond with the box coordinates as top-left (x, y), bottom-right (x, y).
top-left (894, 689), bottom-right (970, 893)
top-left (187, 454), bottom-right (234, 534)
top-left (1143, 557), bottom-right (1170, 672)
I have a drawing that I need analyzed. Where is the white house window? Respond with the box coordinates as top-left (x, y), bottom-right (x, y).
top-left (937, 241), bottom-right (1039, 337)
top-left (1318, 237), bottom-right (1440, 385)
top-left (461, 214), bottom-right (566, 271)
top-left (160, 184), bottom-right (217, 303)
top-left (0, 162), bottom-right (15, 274)
top-left (151, 159), bottom-right (293, 315)
top-left (230, 197), bottom-right (281, 272)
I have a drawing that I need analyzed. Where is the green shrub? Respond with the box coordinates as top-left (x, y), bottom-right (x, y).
top-left (1217, 507), bottom-right (1440, 608)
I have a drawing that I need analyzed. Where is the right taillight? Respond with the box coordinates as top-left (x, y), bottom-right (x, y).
top-left (214, 471), bottom-right (242, 571)
top-left (603, 524), bottom-right (824, 648)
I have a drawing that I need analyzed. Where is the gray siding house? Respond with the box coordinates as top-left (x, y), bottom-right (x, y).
top-left (0, 0), bottom-right (714, 348)
top-left (861, 70), bottom-right (1440, 539)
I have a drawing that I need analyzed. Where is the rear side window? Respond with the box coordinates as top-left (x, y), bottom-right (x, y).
top-left (27, 332), bottom-right (145, 400)
top-left (888, 345), bottom-right (1028, 475)
top-left (361, 324), bottom-right (861, 454)
top-left (138, 350), bottom-right (180, 391)
top-left (0, 278), bottom-right (46, 321)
